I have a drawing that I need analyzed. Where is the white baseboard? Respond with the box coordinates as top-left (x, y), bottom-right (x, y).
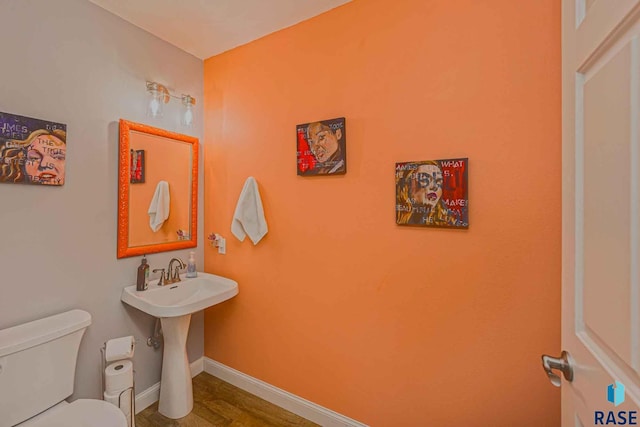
top-left (190, 357), bottom-right (204, 377)
top-left (134, 357), bottom-right (204, 414)
top-left (134, 382), bottom-right (160, 414)
top-left (203, 357), bottom-right (368, 427)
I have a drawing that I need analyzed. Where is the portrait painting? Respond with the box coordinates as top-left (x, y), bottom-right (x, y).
top-left (396, 158), bottom-right (468, 228)
top-left (297, 117), bottom-right (346, 176)
top-left (0, 111), bottom-right (67, 186)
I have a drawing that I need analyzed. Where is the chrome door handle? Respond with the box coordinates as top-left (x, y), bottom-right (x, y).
top-left (542, 350), bottom-right (573, 387)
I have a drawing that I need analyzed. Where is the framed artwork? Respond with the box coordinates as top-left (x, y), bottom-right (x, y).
top-left (395, 158), bottom-right (468, 228)
top-left (297, 117), bottom-right (346, 176)
top-left (130, 149), bottom-right (145, 184)
top-left (0, 111), bottom-right (67, 186)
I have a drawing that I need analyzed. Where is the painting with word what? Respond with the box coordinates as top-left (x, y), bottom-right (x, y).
top-left (0, 112), bottom-right (67, 186)
top-left (296, 117), bottom-right (346, 176)
top-left (395, 158), bottom-right (468, 228)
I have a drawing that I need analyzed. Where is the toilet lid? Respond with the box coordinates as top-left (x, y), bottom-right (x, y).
top-left (22, 399), bottom-right (128, 427)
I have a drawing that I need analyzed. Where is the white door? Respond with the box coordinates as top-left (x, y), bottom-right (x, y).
top-left (550, 0), bottom-right (640, 425)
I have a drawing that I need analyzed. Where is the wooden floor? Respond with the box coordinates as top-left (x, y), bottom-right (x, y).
top-left (135, 372), bottom-right (320, 427)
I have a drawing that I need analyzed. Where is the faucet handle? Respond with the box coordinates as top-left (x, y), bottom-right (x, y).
top-left (152, 268), bottom-right (166, 286)
top-left (172, 263), bottom-right (185, 281)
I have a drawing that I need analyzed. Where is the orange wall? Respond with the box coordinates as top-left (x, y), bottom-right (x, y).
top-left (203, 0), bottom-right (561, 425)
top-left (129, 132), bottom-right (192, 246)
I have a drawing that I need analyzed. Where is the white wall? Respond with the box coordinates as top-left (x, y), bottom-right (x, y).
top-left (0, 0), bottom-right (204, 400)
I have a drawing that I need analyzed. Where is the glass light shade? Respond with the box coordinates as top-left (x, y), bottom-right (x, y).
top-left (181, 95), bottom-right (194, 127)
top-left (146, 82), bottom-right (168, 118)
top-left (147, 89), bottom-right (164, 118)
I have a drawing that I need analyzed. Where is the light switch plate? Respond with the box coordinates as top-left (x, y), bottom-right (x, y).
top-left (218, 237), bottom-right (226, 254)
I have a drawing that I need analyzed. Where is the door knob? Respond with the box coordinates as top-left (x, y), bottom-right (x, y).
top-left (542, 350), bottom-right (573, 387)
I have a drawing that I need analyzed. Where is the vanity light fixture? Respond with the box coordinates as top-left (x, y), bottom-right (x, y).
top-left (146, 81), bottom-right (196, 127)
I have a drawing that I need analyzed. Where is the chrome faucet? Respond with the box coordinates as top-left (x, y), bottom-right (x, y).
top-left (167, 258), bottom-right (186, 284)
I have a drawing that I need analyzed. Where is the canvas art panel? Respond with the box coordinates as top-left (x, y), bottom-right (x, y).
top-left (395, 158), bottom-right (468, 228)
top-left (297, 117), bottom-right (346, 176)
top-left (0, 111), bottom-right (67, 186)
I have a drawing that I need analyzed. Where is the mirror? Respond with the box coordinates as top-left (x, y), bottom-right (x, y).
top-left (117, 119), bottom-right (198, 258)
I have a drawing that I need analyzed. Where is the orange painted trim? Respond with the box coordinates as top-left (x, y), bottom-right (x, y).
top-left (117, 119), bottom-right (199, 259)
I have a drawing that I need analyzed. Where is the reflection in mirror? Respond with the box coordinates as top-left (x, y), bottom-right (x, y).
top-left (118, 119), bottom-right (198, 258)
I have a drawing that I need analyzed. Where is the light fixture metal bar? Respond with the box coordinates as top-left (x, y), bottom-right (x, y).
top-left (146, 81), bottom-right (195, 105)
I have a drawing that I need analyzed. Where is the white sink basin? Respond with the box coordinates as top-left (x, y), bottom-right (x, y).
top-left (121, 272), bottom-right (238, 318)
top-left (120, 272), bottom-right (238, 419)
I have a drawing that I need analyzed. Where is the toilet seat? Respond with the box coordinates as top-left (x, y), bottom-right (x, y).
top-left (19, 399), bottom-right (127, 427)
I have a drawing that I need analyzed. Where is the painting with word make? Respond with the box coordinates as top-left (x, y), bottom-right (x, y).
top-left (297, 117), bottom-right (346, 176)
top-left (0, 111), bottom-right (67, 186)
top-left (395, 158), bottom-right (468, 228)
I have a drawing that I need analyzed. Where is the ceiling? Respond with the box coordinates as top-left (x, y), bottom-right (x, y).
top-left (89, 0), bottom-right (352, 59)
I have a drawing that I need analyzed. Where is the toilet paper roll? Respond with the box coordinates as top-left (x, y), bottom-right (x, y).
top-left (105, 360), bottom-right (134, 394)
top-left (105, 336), bottom-right (135, 362)
top-left (104, 389), bottom-right (135, 427)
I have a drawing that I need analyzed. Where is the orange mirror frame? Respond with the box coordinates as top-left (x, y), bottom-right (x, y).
top-left (117, 119), bottom-right (198, 258)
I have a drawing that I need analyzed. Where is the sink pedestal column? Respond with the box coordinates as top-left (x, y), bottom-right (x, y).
top-left (158, 314), bottom-right (193, 419)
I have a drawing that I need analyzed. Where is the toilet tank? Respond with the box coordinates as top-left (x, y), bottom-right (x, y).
top-left (0, 310), bottom-right (91, 427)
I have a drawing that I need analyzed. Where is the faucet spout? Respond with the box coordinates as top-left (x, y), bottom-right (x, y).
top-left (167, 258), bottom-right (186, 284)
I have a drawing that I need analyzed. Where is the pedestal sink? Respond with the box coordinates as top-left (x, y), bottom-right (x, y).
top-left (121, 272), bottom-right (238, 419)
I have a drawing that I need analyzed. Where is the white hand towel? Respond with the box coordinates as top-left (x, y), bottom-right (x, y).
top-left (231, 177), bottom-right (268, 245)
top-left (148, 180), bottom-right (170, 232)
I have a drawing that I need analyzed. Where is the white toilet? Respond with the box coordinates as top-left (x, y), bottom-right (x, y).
top-left (0, 310), bottom-right (127, 427)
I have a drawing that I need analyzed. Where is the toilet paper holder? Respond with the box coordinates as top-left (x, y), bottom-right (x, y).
top-left (115, 387), bottom-right (135, 426)
top-left (100, 342), bottom-right (136, 426)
